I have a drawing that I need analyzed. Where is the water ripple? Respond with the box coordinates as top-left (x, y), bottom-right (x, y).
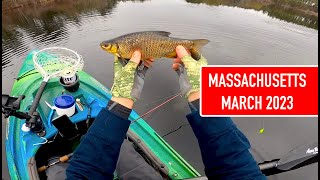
top-left (1, 1), bottom-right (318, 179)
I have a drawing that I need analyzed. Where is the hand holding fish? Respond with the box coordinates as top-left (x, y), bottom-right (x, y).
top-left (111, 51), bottom-right (151, 107)
top-left (172, 45), bottom-right (208, 101)
top-left (102, 31), bottom-right (210, 104)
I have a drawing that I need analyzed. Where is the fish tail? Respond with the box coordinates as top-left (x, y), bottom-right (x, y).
top-left (190, 39), bottom-right (210, 60)
top-left (191, 39), bottom-right (210, 51)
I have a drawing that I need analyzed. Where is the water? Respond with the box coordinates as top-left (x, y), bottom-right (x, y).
top-left (2, 0), bottom-right (318, 179)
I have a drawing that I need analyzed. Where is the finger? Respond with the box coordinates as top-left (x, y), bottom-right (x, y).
top-left (139, 64), bottom-right (149, 76)
top-left (144, 60), bottom-right (153, 68)
top-left (119, 58), bottom-right (129, 67)
top-left (176, 45), bottom-right (190, 59)
top-left (114, 56), bottom-right (123, 73)
top-left (173, 58), bottom-right (182, 64)
top-left (129, 51), bottom-right (141, 64)
top-left (172, 63), bottom-right (180, 71)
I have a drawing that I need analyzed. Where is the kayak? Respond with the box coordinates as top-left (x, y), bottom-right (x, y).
top-left (4, 50), bottom-right (201, 180)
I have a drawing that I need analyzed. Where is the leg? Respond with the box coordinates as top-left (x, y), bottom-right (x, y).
top-left (116, 139), bottom-right (164, 180)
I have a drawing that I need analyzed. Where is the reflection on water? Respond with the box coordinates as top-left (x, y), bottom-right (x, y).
top-left (2, 0), bottom-right (128, 69)
top-left (187, 0), bottom-right (318, 29)
top-left (2, 0), bottom-right (317, 70)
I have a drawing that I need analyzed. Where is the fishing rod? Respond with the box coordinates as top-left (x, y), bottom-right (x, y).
top-left (37, 153), bottom-right (73, 173)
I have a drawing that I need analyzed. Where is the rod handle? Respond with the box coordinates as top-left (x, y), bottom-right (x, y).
top-left (59, 155), bottom-right (71, 162)
top-left (37, 166), bottom-right (47, 172)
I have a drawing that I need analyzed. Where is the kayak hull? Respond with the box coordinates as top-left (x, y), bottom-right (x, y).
top-left (5, 51), bottom-right (200, 179)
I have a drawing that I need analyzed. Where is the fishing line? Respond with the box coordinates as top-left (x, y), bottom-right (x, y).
top-left (162, 123), bottom-right (190, 138)
top-left (131, 92), bottom-right (182, 124)
top-left (135, 93), bottom-right (183, 109)
top-left (135, 92), bottom-right (267, 134)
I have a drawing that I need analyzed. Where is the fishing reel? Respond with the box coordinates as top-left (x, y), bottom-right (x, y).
top-left (59, 69), bottom-right (80, 92)
top-left (2, 94), bottom-right (46, 136)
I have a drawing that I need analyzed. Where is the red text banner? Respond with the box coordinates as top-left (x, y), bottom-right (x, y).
top-left (200, 66), bottom-right (318, 117)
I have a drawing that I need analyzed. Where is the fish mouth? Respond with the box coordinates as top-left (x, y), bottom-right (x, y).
top-left (100, 45), bottom-right (108, 51)
top-left (100, 43), bottom-right (108, 51)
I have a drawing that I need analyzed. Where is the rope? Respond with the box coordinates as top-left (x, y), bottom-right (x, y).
top-left (131, 92), bottom-right (182, 124)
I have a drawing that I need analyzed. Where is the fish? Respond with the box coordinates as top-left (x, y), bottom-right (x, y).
top-left (100, 31), bottom-right (210, 61)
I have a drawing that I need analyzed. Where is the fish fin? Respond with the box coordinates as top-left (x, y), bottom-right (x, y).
top-left (147, 31), bottom-right (171, 37)
top-left (190, 48), bottom-right (201, 61)
top-left (164, 51), bottom-right (177, 58)
top-left (192, 39), bottom-right (210, 50)
top-left (190, 39), bottom-right (210, 60)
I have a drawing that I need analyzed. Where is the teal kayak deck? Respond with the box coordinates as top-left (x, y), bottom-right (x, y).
top-left (5, 51), bottom-right (200, 179)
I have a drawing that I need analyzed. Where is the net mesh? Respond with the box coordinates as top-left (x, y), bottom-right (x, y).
top-left (33, 47), bottom-right (84, 79)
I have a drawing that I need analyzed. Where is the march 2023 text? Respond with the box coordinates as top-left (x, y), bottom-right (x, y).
top-left (200, 66), bottom-right (318, 117)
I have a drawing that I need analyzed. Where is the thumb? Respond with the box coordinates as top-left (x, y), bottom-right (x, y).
top-left (176, 45), bottom-right (189, 59)
top-left (130, 51), bottom-right (141, 64)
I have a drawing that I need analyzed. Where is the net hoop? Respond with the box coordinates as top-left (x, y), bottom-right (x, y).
top-left (33, 47), bottom-right (83, 82)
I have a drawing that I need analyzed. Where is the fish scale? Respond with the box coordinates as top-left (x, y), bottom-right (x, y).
top-left (100, 31), bottom-right (209, 61)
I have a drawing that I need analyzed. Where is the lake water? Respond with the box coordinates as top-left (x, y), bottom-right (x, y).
top-left (2, 0), bottom-right (318, 179)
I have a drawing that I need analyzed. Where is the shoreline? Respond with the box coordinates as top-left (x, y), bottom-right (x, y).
top-left (2, 0), bottom-right (318, 30)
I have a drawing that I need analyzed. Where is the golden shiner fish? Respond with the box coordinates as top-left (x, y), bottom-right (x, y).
top-left (100, 31), bottom-right (209, 62)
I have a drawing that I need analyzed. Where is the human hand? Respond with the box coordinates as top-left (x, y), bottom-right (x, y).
top-left (111, 51), bottom-right (151, 108)
top-left (172, 45), bottom-right (208, 102)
